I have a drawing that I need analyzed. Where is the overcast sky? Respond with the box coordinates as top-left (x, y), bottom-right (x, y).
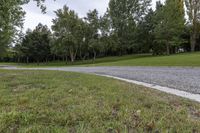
top-left (22, 0), bottom-right (164, 32)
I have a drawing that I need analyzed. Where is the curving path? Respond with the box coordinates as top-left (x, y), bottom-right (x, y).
top-left (2, 66), bottom-right (200, 94)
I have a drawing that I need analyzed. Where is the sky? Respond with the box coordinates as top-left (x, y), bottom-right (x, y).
top-left (22, 0), bottom-right (164, 32)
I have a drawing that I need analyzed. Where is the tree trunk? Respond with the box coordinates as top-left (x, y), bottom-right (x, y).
top-left (26, 57), bottom-right (29, 64)
top-left (37, 60), bottom-right (39, 66)
top-left (74, 49), bottom-right (78, 62)
top-left (45, 58), bottom-right (48, 64)
top-left (83, 55), bottom-right (87, 60)
top-left (190, 7), bottom-right (198, 52)
top-left (69, 48), bottom-right (77, 63)
top-left (62, 56), bottom-right (65, 62)
top-left (93, 50), bottom-right (96, 63)
top-left (71, 57), bottom-right (74, 62)
top-left (166, 43), bottom-right (170, 55)
top-left (53, 55), bottom-right (56, 61)
top-left (80, 50), bottom-right (85, 61)
top-left (69, 50), bottom-right (74, 63)
top-left (65, 55), bottom-right (68, 64)
top-left (175, 46), bottom-right (178, 54)
top-left (190, 33), bottom-right (196, 52)
top-left (17, 57), bottom-right (20, 63)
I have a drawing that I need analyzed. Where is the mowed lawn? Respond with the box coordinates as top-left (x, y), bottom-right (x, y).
top-left (89, 52), bottom-right (200, 67)
top-left (0, 70), bottom-right (200, 132)
top-left (0, 54), bottom-right (150, 68)
top-left (1, 52), bottom-right (200, 67)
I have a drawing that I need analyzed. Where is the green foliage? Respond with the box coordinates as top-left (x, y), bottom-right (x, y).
top-left (85, 9), bottom-right (101, 60)
top-left (99, 11), bottom-right (118, 56)
top-left (108, 0), bottom-right (152, 55)
top-left (15, 23), bottom-right (51, 63)
top-left (135, 9), bottom-right (155, 53)
top-left (154, 0), bottom-right (185, 55)
top-left (1, 0), bottom-right (197, 62)
top-left (0, 0), bottom-right (25, 56)
top-left (185, 0), bottom-right (200, 51)
top-left (0, 0), bottom-right (52, 57)
top-left (52, 5), bottom-right (85, 62)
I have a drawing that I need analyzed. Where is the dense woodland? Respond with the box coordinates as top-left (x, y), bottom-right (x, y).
top-left (0, 0), bottom-right (200, 63)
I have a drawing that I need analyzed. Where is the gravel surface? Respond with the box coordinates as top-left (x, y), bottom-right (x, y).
top-left (2, 66), bottom-right (200, 94)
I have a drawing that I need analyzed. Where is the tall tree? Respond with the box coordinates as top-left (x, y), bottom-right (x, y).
top-left (108, 0), bottom-right (151, 55)
top-left (17, 24), bottom-right (51, 64)
top-left (99, 11), bottom-right (116, 56)
top-left (85, 9), bottom-right (100, 61)
top-left (52, 5), bottom-right (84, 62)
top-left (154, 0), bottom-right (185, 55)
top-left (185, 0), bottom-right (200, 51)
top-left (135, 9), bottom-right (155, 53)
top-left (0, 0), bottom-right (25, 56)
top-left (0, 0), bottom-right (51, 57)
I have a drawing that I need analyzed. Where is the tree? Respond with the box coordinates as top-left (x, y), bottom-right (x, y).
top-left (154, 0), bottom-right (185, 55)
top-left (52, 5), bottom-right (85, 62)
top-left (108, 0), bottom-right (152, 55)
top-left (16, 24), bottom-right (51, 64)
top-left (50, 35), bottom-right (66, 61)
top-left (85, 9), bottom-right (100, 61)
top-left (34, 23), bottom-right (52, 63)
top-left (75, 20), bottom-right (88, 61)
top-left (135, 9), bottom-right (155, 53)
top-left (0, 0), bottom-right (52, 57)
top-left (0, 0), bottom-right (25, 56)
top-left (185, 0), bottom-right (200, 51)
top-left (99, 11), bottom-right (117, 56)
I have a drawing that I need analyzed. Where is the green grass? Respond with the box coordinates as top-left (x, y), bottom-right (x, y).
top-left (0, 54), bottom-right (150, 68)
top-left (0, 69), bottom-right (200, 132)
top-left (88, 52), bottom-right (200, 67)
top-left (0, 62), bottom-right (17, 66)
top-left (1, 52), bottom-right (200, 67)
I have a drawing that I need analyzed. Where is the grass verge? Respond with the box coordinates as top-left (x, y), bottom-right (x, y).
top-left (0, 69), bottom-right (200, 132)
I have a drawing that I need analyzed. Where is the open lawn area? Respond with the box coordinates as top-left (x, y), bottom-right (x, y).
top-left (0, 69), bottom-right (200, 132)
top-left (91, 52), bottom-right (200, 67)
top-left (1, 52), bottom-right (200, 67)
top-left (0, 54), bottom-right (150, 67)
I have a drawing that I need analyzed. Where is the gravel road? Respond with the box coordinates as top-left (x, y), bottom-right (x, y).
top-left (2, 66), bottom-right (200, 94)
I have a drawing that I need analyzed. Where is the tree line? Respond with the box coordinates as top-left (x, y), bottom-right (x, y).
top-left (1, 0), bottom-right (200, 63)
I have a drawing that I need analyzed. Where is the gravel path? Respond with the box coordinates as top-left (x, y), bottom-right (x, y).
top-left (2, 66), bottom-right (200, 94)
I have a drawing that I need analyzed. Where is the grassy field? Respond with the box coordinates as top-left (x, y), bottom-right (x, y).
top-left (0, 54), bottom-right (150, 67)
top-left (0, 69), bottom-right (200, 132)
top-left (88, 52), bottom-right (200, 67)
top-left (1, 52), bottom-right (200, 67)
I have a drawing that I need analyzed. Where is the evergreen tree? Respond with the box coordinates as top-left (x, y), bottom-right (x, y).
top-left (16, 24), bottom-right (51, 64)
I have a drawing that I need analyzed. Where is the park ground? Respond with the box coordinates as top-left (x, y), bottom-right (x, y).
top-left (0, 52), bottom-right (200, 132)
top-left (0, 69), bottom-right (200, 132)
top-left (1, 52), bottom-right (200, 67)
